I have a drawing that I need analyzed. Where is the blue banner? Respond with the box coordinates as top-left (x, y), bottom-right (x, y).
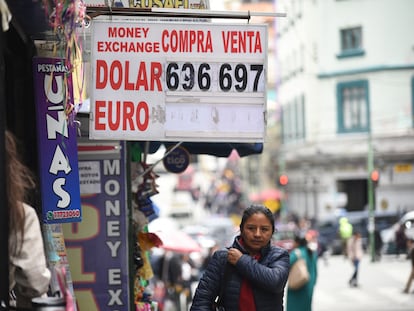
top-left (33, 57), bottom-right (81, 223)
top-left (63, 142), bottom-right (130, 311)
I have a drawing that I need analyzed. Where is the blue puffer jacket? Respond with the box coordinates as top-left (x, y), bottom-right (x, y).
top-left (190, 236), bottom-right (290, 311)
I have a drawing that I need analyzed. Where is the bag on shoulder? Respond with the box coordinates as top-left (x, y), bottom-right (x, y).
top-left (212, 262), bottom-right (232, 311)
top-left (288, 249), bottom-right (310, 290)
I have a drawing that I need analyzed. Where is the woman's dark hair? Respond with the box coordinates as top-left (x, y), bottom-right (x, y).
top-left (294, 231), bottom-right (313, 257)
top-left (6, 130), bottom-right (36, 255)
top-left (240, 204), bottom-right (275, 234)
top-left (294, 233), bottom-right (307, 247)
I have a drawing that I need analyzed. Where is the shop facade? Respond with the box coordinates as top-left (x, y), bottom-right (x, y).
top-left (1, 1), bottom-right (272, 310)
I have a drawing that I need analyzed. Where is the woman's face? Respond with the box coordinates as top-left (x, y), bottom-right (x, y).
top-left (241, 212), bottom-right (273, 254)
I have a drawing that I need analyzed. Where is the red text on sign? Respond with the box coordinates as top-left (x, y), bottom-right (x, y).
top-left (95, 100), bottom-right (149, 132)
top-left (161, 29), bottom-right (213, 53)
top-left (221, 31), bottom-right (262, 53)
top-left (108, 27), bottom-right (150, 38)
top-left (95, 60), bottom-right (163, 91)
top-left (97, 41), bottom-right (160, 53)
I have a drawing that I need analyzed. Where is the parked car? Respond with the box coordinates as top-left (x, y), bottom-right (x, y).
top-left (381, 210), bottom-right (414, 254)
top-left (317, 211), bottom-right (399, 255)
top-left (316, 220), bottom-right (341, 255)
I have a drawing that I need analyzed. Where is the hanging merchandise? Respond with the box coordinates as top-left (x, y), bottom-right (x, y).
top-left (43, 224), bottom-right (77, 310)
top-left (40, 0), bottom-right (89, 123)
top-left (131, 159), bottom-right (159, 308)
top-left (55, 265), bottom-right (76, 311)
top-left (137, 232), bottom-right (163, 280)
top-left (131, 205), bottom-right (161, 310)
top-left (133, 162), bottom-right (160, 218)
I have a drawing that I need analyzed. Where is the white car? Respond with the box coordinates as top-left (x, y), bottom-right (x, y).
top-left (380, 211), bottom-right (414, 254)
top-left (398, 211), bottom-right (414, 241)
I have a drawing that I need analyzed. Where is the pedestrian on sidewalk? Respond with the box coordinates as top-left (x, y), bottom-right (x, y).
top-left (403, 238), bottom-right (414, 294)
top-left (339, 217), bottom-right (353, 258)
top-left (347, 231), bottom-right (363, 288)
top-left (374, 229), bottom-right (383, 261)
top-left (395, 224), bottom-right (408, 258)
top-left (286, 232), bottom-right (318, 311)
top-left (6, 130), bottom-right (51, 308)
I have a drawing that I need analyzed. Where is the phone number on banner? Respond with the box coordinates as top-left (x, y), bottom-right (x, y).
top-left (165, 61), bottom-right (265, 93)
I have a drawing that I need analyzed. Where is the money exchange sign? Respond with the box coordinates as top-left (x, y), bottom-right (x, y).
top-left (89, 19), bottom-right (267, 142)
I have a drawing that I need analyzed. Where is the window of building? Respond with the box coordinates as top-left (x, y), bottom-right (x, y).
top-left (337, 80), bottom-right (370, 133)
top-left (337, 26), bottom-right (365, 58)
top-left (282, 94), bottom-right (306, 143)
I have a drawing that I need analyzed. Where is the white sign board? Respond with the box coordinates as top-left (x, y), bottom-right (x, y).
top-left (89, 19), bottom-right (267, 142)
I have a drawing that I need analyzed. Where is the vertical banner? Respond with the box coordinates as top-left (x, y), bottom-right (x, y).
top-left (33, 57), bottom-right (82, 223)
top-left (63, 142), bottom-right (130, 311)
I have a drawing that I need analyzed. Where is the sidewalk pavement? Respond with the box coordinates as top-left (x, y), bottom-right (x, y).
top-left (312, 254), bottom-right (414, 311)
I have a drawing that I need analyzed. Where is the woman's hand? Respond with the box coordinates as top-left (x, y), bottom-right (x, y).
top-left (227, 248), bottom-right (243, 265)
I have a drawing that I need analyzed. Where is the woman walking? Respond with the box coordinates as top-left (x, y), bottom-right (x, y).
top-left (286, 232), bottom-right (318, 311)
top-left (347, 231), bottom-right (364, 287)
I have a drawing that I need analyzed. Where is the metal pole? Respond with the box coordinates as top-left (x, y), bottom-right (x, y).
top-left (367, 132), bottom-right (375, 262)
top-left (0, 26), bottom-right (9, 310)
top-left (151, 8), bottom-right (287, 18)
top-left (87, 7), bottom-right (287, 20)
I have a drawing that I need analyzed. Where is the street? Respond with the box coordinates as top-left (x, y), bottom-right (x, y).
top-left (312, 254), bottom-right (414, 311)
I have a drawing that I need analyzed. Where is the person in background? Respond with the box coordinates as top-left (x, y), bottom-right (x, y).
top-left (6, 130), bottom-right (51, 309)
top-left (395, 224), bottom-right (407, 258)
top-left (200, 243), bottom-right (219, 276)
top-left (286, 233), bottom-right (318, 311)
top-left (347, 231), bottom-right (364, 288)
top-left (403, 238), bottom-right (414, 294)
top-left (374, 229), bottom-right (383, 261)
top-left (339, 217), bottom-right (353, 258)
top-left (181, 253), bottom-right (195, 304)
top-left (190, 204), bottom-right (290, 311)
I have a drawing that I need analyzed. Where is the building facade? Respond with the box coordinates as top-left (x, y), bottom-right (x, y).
top-left (274, 0), bottom-right (414, 222)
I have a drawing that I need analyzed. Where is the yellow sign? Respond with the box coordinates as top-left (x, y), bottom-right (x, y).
top-left (394, 164), bottom-right (412, 173)
top-left (264, 199), bottom-right (280, 213)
